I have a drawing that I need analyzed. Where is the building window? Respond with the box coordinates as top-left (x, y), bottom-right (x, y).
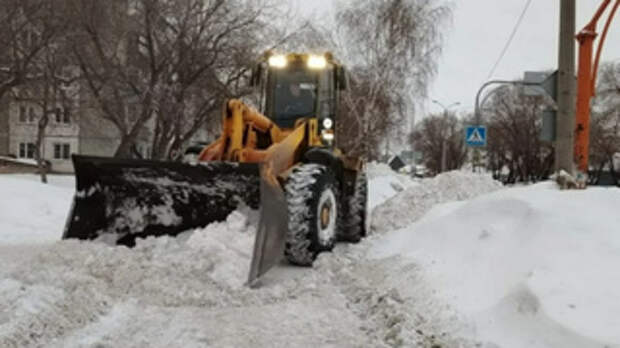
top-left (19, 142), bottom-right (36, 159)
top-left (63, 108), bottom-right (71, 124)
top-left (53, 107), bottom-right (71, 124)
top-left (28, 107), bottom-right (36, 123)
top-left (18, 105), bottom-right (38, 124)
top-left (19, 106), bottom-right (27, 123)
top-left (54, 143), bottom-right (71, 160)
top-left (29, 143), bottom-right (36, 158)
top-left (55, 107), bottom-right (62, 123)
top-left (63, 144), bottom-right (70, 159)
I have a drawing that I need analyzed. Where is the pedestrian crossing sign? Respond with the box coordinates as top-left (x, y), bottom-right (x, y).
top-left (465, 126), bottom-right (487, 147)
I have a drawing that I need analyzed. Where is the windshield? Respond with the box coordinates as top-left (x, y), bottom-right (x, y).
top-left (273, 69), bottom-right (317, 126)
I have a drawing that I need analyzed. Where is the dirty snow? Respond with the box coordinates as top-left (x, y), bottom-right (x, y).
top-left (1, 168), bottom-right (619, 348)
top-left (108, 193), bottom-right (182, 234)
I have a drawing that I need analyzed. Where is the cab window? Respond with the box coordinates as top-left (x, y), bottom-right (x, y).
top-left (272, 69), bottom-right (317, 127)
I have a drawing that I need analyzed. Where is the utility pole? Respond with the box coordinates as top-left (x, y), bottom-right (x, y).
top-left (441, 109), bottom-right (448, 173)
top-left (556, 0), bottom-right (576, 174)
top-left (432, 100), bottom-right (460, 173)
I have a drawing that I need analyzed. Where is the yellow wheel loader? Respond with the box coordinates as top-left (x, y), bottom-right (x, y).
top-left (63, 52), bottom-right (369, 286)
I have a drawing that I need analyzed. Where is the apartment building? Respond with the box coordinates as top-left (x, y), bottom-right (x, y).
top-left (6, 98), bottom-right (78, 172)
top-left (0, 1), bottom-right (218, 172)
top-left (0, 98), bottom-right (8, 156)
top-left (0, 0), bottom-right (148, 173)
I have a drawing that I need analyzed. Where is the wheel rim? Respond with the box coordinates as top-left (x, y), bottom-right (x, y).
top-left (316, 188), bottom-right (337, 245)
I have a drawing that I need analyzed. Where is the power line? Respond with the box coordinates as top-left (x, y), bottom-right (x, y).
top-left (486, 0), bottom-right (533, 80)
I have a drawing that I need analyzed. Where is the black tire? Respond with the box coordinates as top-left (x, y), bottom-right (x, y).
top-left (341, 172), bottom-right (368, 243)
top-left (284, 164), bottom-right (339, 266)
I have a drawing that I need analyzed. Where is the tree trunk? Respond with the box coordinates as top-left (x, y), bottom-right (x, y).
top-left (114, 135), bottom-right (138, 159)
top-left (114, 119), bottom-right (151, 159)
top-left (35, 114), bottom-right (49, 184)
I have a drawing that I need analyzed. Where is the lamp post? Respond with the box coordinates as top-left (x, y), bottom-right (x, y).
top-left (432, 100), bottom-right (460, 173)
top-left (474, 80), bottom-right (541, 123)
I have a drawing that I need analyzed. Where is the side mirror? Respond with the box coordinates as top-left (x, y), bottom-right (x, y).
top-left (250, 64), bottom-right (262, 87)
top-left (336, 66), bottom-right (347, 91)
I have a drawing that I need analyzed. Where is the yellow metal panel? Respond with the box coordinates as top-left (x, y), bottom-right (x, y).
top-left (265, 122), bottom-right (307, 175)
top-left (307, 118), bottom-right (322, 147)
top-left (228, 101), bottom-right (244, 160)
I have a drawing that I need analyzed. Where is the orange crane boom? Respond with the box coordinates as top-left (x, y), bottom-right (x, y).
top-left (574, 0), bottom-right (620, 174)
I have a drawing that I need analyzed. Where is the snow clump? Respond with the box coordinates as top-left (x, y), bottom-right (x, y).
top-left (372, 171), bottom-right (503, 234)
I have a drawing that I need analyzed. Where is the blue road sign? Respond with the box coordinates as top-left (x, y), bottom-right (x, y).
top-left (465, 126), bottom-right (487, 147)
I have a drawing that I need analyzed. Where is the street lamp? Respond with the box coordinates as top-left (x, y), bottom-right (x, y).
top-left (432, 100), bottom-right (461, 111)
top-left (432, 100), bottom-right (460, 173)
top-left (474, 80), bottom-right (541, 123)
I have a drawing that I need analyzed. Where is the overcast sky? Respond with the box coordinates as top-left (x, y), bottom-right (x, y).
top-left (288, 0), bottom-right (620, 115)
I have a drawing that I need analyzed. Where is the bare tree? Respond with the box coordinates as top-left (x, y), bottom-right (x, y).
top-left (0, 0), bottom-right (63, 100)
top-left (410, 112), bottom-right (467, 175)
top-left (483, 86), bottom-right (554, 183)
top-left (591, 61), bottom-right (620, 182)
top-left (30, 36), bottom-right (78, 183)
top-left (337, 68), bottom-right (394, 160)
top-left (2, 0), bottom-right (74, 182)
top-left (69, 0), bottom-right (276, 159)
top-left (334, 0), bottom-right (451, 159)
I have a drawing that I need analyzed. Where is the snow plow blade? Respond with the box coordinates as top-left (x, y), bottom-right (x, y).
top-left (247, 165), bottom-right (288, 287)
top-left (63, 155), bottom-right (259, 245)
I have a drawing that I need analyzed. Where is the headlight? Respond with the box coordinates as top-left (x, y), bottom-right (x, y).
top-left (268, 55), bottom-right (287, 68)
top-left (322, 118), bottom-right (333, 129)
top-left (321, 130), bottom-right (334, 142)
top-left (307, 55), bottom-right (327, 69)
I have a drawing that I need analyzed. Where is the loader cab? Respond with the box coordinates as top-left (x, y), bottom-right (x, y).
top-left (251, 53), bottom-right (347, 132)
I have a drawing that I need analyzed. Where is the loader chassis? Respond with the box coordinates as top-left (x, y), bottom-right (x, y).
top-left (63, 52), bottom-right (368, 286)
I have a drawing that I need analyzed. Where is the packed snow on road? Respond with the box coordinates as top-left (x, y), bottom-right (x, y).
top-left (1, 168), bottom-right (619, 347)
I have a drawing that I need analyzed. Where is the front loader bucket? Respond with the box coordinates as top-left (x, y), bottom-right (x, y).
top-left (63, 155), bottom-right (259, 245)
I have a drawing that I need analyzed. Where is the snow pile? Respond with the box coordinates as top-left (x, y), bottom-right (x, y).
top-left (0, 208), bottom-right (408, 347)
top-left (366, 162), bottom-right (397, 179)
top-left (372, 183), bottom-right (620, 348)
top-left (0, 176), bottom-right (73, 244)
top-left (0, 208), bottom-right (363, 347)
top-left (183, 209), bottom-right (258, 288)
top-left (0, 172), bottom-right (480, 347)
top-left (3, 167), bottom-right (618, 347)
top-left (372, 171), bottom-right (502, 234)
top-left (0, 156), bottom-right (37, 166)
top-left (366, 161), bottom-right (418, 210)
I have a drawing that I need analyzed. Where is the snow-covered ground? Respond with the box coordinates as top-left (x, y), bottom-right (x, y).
top-left (6, 173), bottom-right (76, 189)
top-left (366, 162), bottom-right (419, 210)
top-left (0, 156), bottom-right (38, 166)
top-left (0, 176), bottom-right (73, 245)
top-left (371, 182), bottom-right (620, 348)
top-left (1, 168), bottom-right (619, 347)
